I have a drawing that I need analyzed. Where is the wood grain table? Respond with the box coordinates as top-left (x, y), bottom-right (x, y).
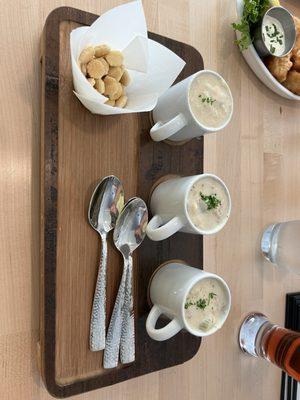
top-left (1, 0), bottom-right (300, 399)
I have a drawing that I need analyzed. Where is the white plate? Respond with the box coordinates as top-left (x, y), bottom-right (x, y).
top-left (236, 0), bottom-right (300, 101)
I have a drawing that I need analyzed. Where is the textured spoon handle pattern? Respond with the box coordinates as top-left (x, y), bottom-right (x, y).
top-left (89, 234), bottom-right (107, 352)
top-left (120, 255), bottom-right (135, 364)
top-left (103, 263), bottom-right (128, 369)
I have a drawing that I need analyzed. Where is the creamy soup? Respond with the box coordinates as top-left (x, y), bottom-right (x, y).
top-left (188, 73), bottom-right (232, 128)
top-left (187, 177), bottom-right (230, 232)
top-left (184, 278), bottom-right (228, 332)
top-left (262, 15), bottom-right (285, 56)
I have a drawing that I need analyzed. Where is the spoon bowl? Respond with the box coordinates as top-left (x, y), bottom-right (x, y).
top-left (88, 175), bottom-right (124, 234)
top-left (113, 197), bottom-right (148, 255)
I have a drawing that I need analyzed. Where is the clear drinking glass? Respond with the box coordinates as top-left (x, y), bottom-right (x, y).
top-left (239, 313), bottom-right (300, 381)
top-left (261, 220), bottom-right (300, 275)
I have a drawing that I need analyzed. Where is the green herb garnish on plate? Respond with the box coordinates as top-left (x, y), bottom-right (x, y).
top-left (232, 0), bottom-right (271, 51)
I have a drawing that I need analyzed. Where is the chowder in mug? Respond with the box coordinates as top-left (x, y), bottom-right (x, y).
top-left (187, 175), bottom-right (230, 232)
top-left (184, 277), bottom-right (229, 332)
top-left (188, 72), bottom-right (233, 129)
top-left (150, 70), bottom-right (233, 142)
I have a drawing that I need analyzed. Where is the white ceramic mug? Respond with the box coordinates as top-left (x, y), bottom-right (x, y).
top-left (146, 174), bottom-right (231, 241)
top-left (150, 70), bottom-right (233, 142)
top-left (146, 262), bottom-right (231, 341)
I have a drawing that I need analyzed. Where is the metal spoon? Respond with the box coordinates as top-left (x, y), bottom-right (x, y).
top-left (88, 176), bottom-right (124, 352)
top-left (103, 197), bottom-right (148, 368)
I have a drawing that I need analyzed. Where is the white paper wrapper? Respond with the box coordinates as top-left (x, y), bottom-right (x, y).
top-left (70, 0), bottom-right (186, 115)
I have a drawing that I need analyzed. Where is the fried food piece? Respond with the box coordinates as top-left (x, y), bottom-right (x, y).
top-left (294, 32), bottom-right (300, 51)
top-left (87, 78), bottom-right (96, 86)
top-left (109, 82), bottom-right (123, 100)
top-left (79, 46), bottom-right (95, 64)
top-left (294, 53), bottom-right (300, 71)
top-left (292, 17), bottom-right (300, 72)
top-left (115, 95), bottom-right (128, 108)
top-left (95, 78), bottom-right (105, 94)
top-left (107, 66), bottom-right (124, 81)
top-left (105, 99), bottom-right (116, 107)
top-left (292, 29), bottom-right (300, 53)
top-left (283, 70), bottom-right (300, 95)
top-left (292, 48), bottom-right (300, 72)
top-left (94, 44), bottom-right (111, 58)
top-left (98, 57), bottom-right (109, 75)
top-left (103, 76), bottom-right (119, 98)
top-left (266, 54), bottom-right (293, 83)
top-left (86, 59), bottom-right (106, 79)
top-left (120, 69), bottom-right (130, 86)
top-left (293, 16), bottom-right (300, 34)
top-left (105, 50), bottom-right (124, 67)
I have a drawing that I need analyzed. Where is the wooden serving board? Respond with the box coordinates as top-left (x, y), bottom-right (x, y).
top-left (40, 6), bottom-right (204, 398)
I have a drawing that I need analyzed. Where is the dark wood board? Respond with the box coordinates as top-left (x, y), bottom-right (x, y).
top-left (40, 6), bottom-right (204, 398)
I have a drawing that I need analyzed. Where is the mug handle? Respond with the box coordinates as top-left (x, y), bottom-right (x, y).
top-left (146, 305), bottom-right (182, 341)
top-left (150, 113), bottom-right (187, 142)
top-left (146, 215), bottom-right (184, 241)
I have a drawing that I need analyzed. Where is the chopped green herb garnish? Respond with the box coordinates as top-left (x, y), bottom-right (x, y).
top-left (199, 94), bottom-right (216, 105)
top-left (185, 293), bottom-right (217, 311)
top-left (207, 292), bottom-right (217, 306)
top-left (200, 192), bottom-right (221, 211)
top-left (195, 298), bottom-right (207, 310)
top-left (184, 301), bottom-right (194, 309)
top-left (272, 23), bottom-right (279, 36)
top-left (264, 22), bottom-right (284, 53)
